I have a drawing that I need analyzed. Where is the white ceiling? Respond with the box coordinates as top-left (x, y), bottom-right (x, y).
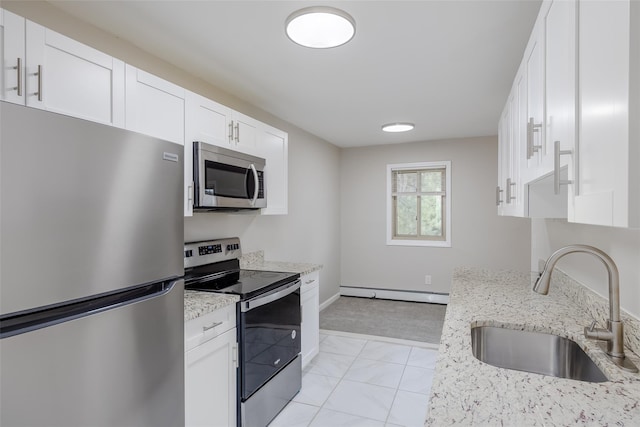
top-left (49, 0), bottom-right (541, 148)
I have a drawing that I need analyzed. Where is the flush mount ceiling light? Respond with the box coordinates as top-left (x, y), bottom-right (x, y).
top-left (285, 6), bottom-right (356, 49)
top-left (382, 123), bottom-right (415, 133)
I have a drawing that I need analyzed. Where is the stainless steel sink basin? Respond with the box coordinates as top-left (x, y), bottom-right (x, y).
top-left (471, 326), bottom-right (608, 383)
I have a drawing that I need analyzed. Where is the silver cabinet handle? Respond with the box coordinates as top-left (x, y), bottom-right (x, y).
top-left (202, 321), bottom-right (223, 332)
top-left (234, 122), bottom-right (240, 142)
top-left (527, 117), bottom-right (542, 159)
top-left (36, 65), bottom-right (43, 101)
top-left (496, 186), bottom-right (504, 206)
top-left (554, 140), bottom-right (573, 195)
top-left (506, 178), bottom-right (516, 203)
top-left (229, 121), bottom-right (234, 142)
top-left (14, 58), bottom-right (23, 96)
top-left (304, 279), bottom-right (316, 285)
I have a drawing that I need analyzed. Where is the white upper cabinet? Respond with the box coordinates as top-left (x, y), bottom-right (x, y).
top-left (544, 0), bottom-right (576, 219)
top-left (1, 9), bottom-right (26, 105)
top-left (125, 65), bottom-right (185, 145)
top-left (1, 9), bottom-right (125, 126)
top-left (498, 0), bottom-right (638, 227)
top-left (575, 0), bottom-right (638, 227)
top-left (260, 124), bottom-right (289, 215)
top-left (231, 111), bottom-right (259, 155)
top-left (523, 17), bottom-right (547, 179)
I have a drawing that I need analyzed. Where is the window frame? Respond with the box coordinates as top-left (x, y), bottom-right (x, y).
top-left (386, 161), bottom-right (452, 247)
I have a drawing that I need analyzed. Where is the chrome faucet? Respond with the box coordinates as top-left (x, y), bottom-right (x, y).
top-left (534, 244), bottom-right (638, 373)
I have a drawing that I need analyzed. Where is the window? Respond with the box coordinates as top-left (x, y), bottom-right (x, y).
top-left (387, 161), bottom-right (451, 247)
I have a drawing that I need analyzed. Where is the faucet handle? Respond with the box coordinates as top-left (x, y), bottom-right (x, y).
top-left (588, 320), bottom-right (597, 332)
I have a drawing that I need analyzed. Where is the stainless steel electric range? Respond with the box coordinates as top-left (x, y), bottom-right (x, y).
top-left (184, 238), bottom-right (301, 427)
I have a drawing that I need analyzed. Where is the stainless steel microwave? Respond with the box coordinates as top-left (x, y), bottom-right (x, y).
top-left (193, 141), bottom-right (266, 210)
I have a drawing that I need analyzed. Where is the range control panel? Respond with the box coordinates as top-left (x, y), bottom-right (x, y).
top-left (184, 237), bottom-right (242, 268)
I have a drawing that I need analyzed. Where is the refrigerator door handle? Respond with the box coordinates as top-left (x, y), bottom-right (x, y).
top-left (0, 279), bottom-right (183, 339)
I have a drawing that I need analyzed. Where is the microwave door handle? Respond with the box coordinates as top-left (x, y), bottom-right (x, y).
top-left (249, 164), bottom-right (259, 206)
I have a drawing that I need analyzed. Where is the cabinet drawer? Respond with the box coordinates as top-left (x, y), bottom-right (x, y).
top-left (301, 271), bottom-right (320, 293)
top-left (185, 303), bottom-right (236, 352)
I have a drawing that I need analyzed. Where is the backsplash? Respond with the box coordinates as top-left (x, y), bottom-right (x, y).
top-left (552, 268), bottom-right (640, 356)
top-left (240, 251), bottom-right (264, 268)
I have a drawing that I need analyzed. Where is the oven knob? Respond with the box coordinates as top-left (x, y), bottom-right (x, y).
top-left (291, 330), bottom-right (296, 339)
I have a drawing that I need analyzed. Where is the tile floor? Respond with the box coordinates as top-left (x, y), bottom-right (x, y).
top-left (269, 330), bottom-right (439, 427)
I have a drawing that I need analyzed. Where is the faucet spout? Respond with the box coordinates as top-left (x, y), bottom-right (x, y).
top-left (534, 244), bottom-right (638, 373)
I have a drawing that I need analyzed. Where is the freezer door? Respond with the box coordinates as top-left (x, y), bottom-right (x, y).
top-left (0, 280), bottom-right (185, 427)
top-left (0, 101), bottom-right (184, 315)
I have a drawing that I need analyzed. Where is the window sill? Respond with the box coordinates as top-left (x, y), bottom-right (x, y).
top-left (386, 239), bottom-right (451, 248)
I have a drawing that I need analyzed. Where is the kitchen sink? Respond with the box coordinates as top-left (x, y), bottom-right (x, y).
top-left (471, 326), bottom-right (608, 383)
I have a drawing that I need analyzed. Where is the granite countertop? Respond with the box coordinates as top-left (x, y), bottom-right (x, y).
top-left (426, 266), bottom-right (640, 426)
top-left (184, 291), bottom-right (239, 322)
top-left (240, 251), bottom-right (322, 276)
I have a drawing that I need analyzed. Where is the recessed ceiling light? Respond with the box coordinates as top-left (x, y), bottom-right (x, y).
top-left (285, 6), bottom-right (356, 49)
top-left (382, 123), bottom-right (415, 133)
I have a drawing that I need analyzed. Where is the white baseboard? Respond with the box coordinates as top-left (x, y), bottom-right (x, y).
top-left (340, 286), bottom-right (449, 305)
top-left (319, 292), bottom-right (340, 311)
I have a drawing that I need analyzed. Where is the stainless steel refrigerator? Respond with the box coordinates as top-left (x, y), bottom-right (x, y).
top-left (0, 101), bottom-right (185, 426)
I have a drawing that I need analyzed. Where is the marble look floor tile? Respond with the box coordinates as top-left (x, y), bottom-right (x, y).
top-left (319, 333), bottom-right (328, 343)
top-left (387, 390), bottom-right (429, 427)
top-left (309, 408), bottom-right (385, 427)
top-left (323, 380), bottom-right (396, 421)
top-left (359, 341), bottom-right (411, 364)
top-left (398, 366), bottom-right (434, 395)
top-left (305, 352), bottom-right (356, 378)
top-left (293, 373), bottom-right (340, 407)
top-left (269, 402), bottom-right (319, 427)
top-left (343, 357), bottom-right (405, 388)
top-left (320, 335), bottom-right (367, 356)
top-left (407, 347), bottom-right (438, 369)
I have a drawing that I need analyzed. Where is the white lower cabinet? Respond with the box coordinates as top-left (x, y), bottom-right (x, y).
top-left (185, 305), bottom-right (237, 427)
top-left (300, 271), bottom-right (320, 369)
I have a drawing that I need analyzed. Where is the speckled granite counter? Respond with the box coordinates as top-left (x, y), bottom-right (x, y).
top-left (184, 291), bottom-right (239, 322)
top-left (240, 251), bottom-right (322, 276)
top-left (425, 266), bottom-right (640, 426)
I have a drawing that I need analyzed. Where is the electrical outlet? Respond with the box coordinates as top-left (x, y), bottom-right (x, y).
top-left (425, 275), bottom-right (432, 285)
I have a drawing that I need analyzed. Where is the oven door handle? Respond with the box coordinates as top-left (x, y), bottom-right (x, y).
top-left (240, 279), bottom-right (301, 312)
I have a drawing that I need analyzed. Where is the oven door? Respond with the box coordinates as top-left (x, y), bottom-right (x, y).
top-left (239, 280), bottom-right (301, 400)
top-left (193, 142), bottom-right (266, 209)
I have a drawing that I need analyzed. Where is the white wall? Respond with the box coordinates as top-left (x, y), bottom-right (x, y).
top-left (532, 219), bottom-right (640, 319)
top-left (340, 136), bottom-right (531, 294)
top-left (4, 1), bottom-right (342, 304)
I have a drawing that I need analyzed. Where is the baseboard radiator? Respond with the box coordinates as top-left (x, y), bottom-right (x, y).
top-left (340, 286), bottom-right (449, 305)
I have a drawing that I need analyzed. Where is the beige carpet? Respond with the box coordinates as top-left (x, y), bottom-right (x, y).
top-left (319, 296), bottom-right (447, 344)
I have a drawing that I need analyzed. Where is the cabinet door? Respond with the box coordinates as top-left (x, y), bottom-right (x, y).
top-left (184, 91), bottom-right (233, 216)
top-left (231, 112), bottom-right (258, 155)
top-left (260, 125), bottom-right (288, 215)
top-left (1, 9), bottom-right (26, 104)
top-left (576, 0), bottom-right (636, 227)
top-left (185, 328), bottom-right (237, 427)
top-left (125, 64), bottom-right (185, 144)
top-left (545, 0), bottom-right (575, 219)
top-left (301, 272), bottom-right (320, 369)
top-left (525, 20), bottom-right (547, 175)
top-left (25, 21), bottom-right (124, 126)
